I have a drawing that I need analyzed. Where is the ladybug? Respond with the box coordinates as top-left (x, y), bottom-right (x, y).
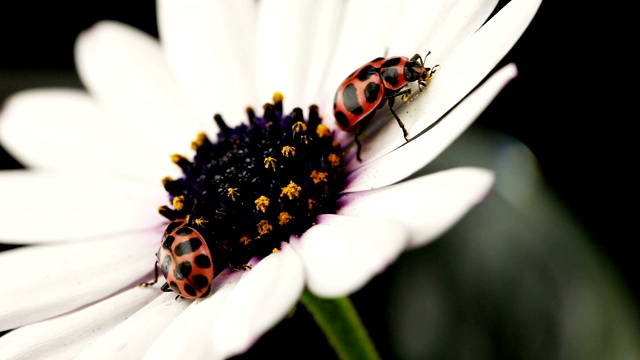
top-left (333, 53), bottom-right (437, 161)
top-left (140, 219), bottom-right (214, 299)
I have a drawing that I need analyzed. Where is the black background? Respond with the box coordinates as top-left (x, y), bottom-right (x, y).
top-left (0, 0), bottom-right (632, 357)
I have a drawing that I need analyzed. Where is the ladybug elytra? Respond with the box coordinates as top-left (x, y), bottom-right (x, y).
top-left (140, 219), bottom-right (214, 299)
top-left (333, 52), bottom-right (438, 161)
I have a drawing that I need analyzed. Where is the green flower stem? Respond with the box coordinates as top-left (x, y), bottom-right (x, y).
top-left (300, 288), bottom-right (381, 360)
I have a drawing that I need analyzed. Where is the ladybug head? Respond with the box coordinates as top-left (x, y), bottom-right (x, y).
top-left (405, 61), bottom-right (431, 82)
top-left (405, 52), bottom-right (437, 84)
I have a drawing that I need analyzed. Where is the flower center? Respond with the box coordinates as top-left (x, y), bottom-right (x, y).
top-left (159, 93), bottom-right (345, 273)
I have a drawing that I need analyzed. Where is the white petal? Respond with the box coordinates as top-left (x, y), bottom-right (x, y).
top-left (76, 292), bottom-right (190, 360)
top-left (0, 170), bottom-right (165, 243)
top-left (0, 231), bottom-right (159, 331)
top-left (346, 0), bottom-right (541, 167)
top-left (142, 268), bottom-right (245, 360)
top-left (345, 64), bottom-right (518, 192)
top-left (0, 287), bottom-right (160, 360)
top-left (300, 0), bottom-right (344, 108)
top-left (75, 20), bottom-right (206, 156)
top-left (0, 89), bottom-right (174, 182)
top-left (210, 243), bottom-right (305, 359)
top-left (157, 0), bottom-right (259, 127)
top-left (410, 0), bottom-right (498, 61)
top-left (292, 214), bottom-right (408, 298)
top-left (339, 167), bottom-right (494, 248)
top-left (256, 0), bottom-right (343, 113)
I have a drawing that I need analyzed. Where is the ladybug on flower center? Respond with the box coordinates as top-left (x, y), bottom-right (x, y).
top-left (140, 218), bottom-right (214, 299)
top-left (333, 52), bottom-right (438, 161)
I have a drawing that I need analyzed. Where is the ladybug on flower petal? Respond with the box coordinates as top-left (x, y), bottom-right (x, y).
top-left (333, 52), bottom-right (438, 161)
top-left (140, 219), bottom-right (214, 299)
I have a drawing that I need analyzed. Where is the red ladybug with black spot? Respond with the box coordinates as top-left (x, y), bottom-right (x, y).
top-left (333, 53), bottom-right (438, 161)
top-left (140, 219), bottom-right (214, 299)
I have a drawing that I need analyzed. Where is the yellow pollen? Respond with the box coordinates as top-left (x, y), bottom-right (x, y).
top-left (280, 181), bottom-right (302, 200)
top-left (264, 156), bottom-right (277, 171)
top-left (239, 235), bottom-right (252, 245)
top-left (328, 153), bottom-right (341, 167)
top-left (292, 121), bottom-right (307, 133)
top-left (191, 132), bottom-right (207, 150)
top-left (278, 212), bottom-right (293, 226)
top-left (171, 154), bottom-right (186, 164)
top-left (162, 176), bottom-right (173, 186)
top-left (272, 248), bottom-right (280, 253)
top-left (227, 188), bottom-right (240, 201)
top-left (172, 196), bottom-right (185, 211)
top-left (255, 195), bottom-right (270, 213)
top-left (195, 217), bottom-right (208, 227)
top-left (310, 170), bottom-right (328, 184)
top-left (316, 124), bottom-right (332, 138)
top-left (282, 146), bottom-right (296, 157)
top-left (272, 92), bottom-right (284, 103)
top-left (257, 220), bottom-right (273, 235)
top-left (308, 198), bottom-right (318, 210)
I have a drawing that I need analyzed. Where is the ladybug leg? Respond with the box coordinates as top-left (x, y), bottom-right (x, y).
top-left (161, 282), bottom-right (173, 292)
top-left (139, 260), bottom-right (159, 288)
top-left (386, 96), bottom-right (409, 141)
top-left (354, 114), bottom-right (373, 162)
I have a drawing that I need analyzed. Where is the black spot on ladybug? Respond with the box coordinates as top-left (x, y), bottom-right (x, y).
top-left (381, 67), bottom-right (400, 87)
top-left (356, 65), bottom-right (378, 81)
top-left (183, 283), bottom-right (197, 297)
top-left (382, 57), bottom-right (402, 67)
top-left (174, 261), bottom-right (192, 280)
top-left (364, 82), bottom-right (381, 103)
top-left (169, 281), bottom-right (181, 293)
top-left (335, 111), bottom-right (350, 129)
top-left (162, 235), bottom-right (175, 249)
top-left (371, 56), bottom-right (385, 62)
top-left (174, 238), bottom-right (203, 256)
top-left (343, 84), bottom-right (363, 115)
top-left (192, 274), bottom-right (210, 289)
top-left (175, 226), bottom-right (194, 236)
top-left (161, 255), bottom-right (172, 276)
top-left (165, 221), bottom-right (183, 234)
top-left (195, 254), bottom-right (212, 268)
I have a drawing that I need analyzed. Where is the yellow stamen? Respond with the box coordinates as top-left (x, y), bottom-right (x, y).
top-left (227, 188), bottom-right (240, 201)
top-left (255, 195), bottom-right (270, 213)
top-left (272, 92), bottom-right (284, 104)
top-left (264, 156), bottom-right (277, 171)
top-left (257, 220), bottom-right (273, 235)
top-left (310, 170), bottom-right (328, 184)
top-left (328, 153), bottom-right (341, 167)
top-left (239, 235), bottom-right (252, 245)
top-left (279, 212), bottom-right (293, 226)
top-left (316, 124), bottom-right (332, 138)
top-left (292, 121), bottom-right (307, 133)
top-left (172, 196), bottom-right (185, 211)
top-left (191, 132), bottom-right (207, 150)
top-left (282, 146), bottom-right (296, 157)
top-left (280, 181), bottom-right (302, 200)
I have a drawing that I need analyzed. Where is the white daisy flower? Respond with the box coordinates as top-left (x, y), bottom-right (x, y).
top-left (0, 0), bottom-right (541, 358)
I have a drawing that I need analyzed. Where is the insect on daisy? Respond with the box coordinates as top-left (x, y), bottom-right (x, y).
top-left (334, 52), bottom-right (439, 161)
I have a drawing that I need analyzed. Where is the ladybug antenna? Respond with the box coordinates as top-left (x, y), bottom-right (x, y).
top-left (422, 51), bottom-right (432, 69)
